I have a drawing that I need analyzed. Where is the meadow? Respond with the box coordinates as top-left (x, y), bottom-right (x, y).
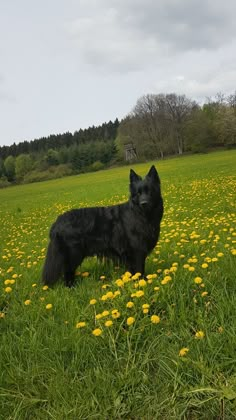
top-left (0, 150), bottom-right (236, 419)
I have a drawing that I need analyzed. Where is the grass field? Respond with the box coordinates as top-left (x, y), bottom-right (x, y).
top-left (0, 150), bottom-right (236, 419)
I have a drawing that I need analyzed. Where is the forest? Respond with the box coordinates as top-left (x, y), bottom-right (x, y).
top-left (0, 91), bottom-right (236, 187)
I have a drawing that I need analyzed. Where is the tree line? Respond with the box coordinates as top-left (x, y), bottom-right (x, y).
top-left (0, 92), bottom-right (235, 187)
top-left (117, 91), bottom-right (236, 160)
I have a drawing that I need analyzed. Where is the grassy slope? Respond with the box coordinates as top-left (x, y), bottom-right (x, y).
top-left (0, 150), bottom-right (236, 419)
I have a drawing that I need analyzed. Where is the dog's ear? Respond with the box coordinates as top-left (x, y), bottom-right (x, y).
top-left (146, 165), bottom-right (160, 182)
top-left (130, 169), bottom-right (142, 183)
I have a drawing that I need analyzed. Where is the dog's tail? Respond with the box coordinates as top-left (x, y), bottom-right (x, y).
top-left (42, 233), bottom-right (64, 286)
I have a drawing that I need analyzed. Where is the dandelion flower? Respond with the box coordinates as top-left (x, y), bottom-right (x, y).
top-left (195, 330), bottom-right (205, 339)
top-left (76, 322), bottom-right (86, 328)
top-left (45, 303), bottom-right (53, 310)
top-left (24, 299), bottom-right (31, 305)
top-left (82, 271), bottom-right (89, 277)
top-left (5, 287), bottom-right (12, 293)
top-left (89, 299), bottom-right (97, 305)
top-left (92, 328), bottom-right (102, 336)
top-left (194, 277), bottom-right (202, 284)
top-left (126, 301), bottom-right (134, 308)
top-left (42, 285), bottom-right (49, 291)
top-left (111, 310), bottom-right (121, 319)
top-left (142, 304), bottom-right (150, 309)
top-left (151, 315), bottom-right (160, 324)
top-left (104, 320), bottom-right (113, 327)
top-left (201, 291), bottom-right (208, 297)
top-left (102, 310), bottom-right (109, 317)
top-left (139, 279), bottom-right (147, 287)
top-left (4, 280), bottom-right (11, 285)
top-left (127, 317), bottom-right (135, 326)
top-left (179, 347), bottom-right (189, 357)
top-left (136, 290), bottom-right (144, 298)
top-left (201, 263), bottom-right (208, 269)
top-left (115, 279), bottom-right (124, 287)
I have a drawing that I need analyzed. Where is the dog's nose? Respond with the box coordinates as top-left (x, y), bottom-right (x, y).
top-left (140, 201), bottom-right (148, 208)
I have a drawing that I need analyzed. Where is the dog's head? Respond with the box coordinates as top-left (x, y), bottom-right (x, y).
top-left (129, 165), bottom-right (161, 212)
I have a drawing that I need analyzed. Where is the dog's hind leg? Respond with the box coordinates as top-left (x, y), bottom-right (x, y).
top-left (63, 248), bottom-right (84, 288)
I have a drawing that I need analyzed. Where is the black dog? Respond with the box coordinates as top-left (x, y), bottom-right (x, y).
top-left (42, 165), bottom-right (163, 287)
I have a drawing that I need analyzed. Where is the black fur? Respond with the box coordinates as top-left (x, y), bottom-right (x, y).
top-left (42, 165), bottom-right (164, 287)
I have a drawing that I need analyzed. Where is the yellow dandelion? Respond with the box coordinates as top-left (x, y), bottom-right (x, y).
top-left (151, 315), bottom-right (160, 324)
top-left (102, 310), bottom-right (109, 317)
top-left (161, 275), bottom-right (172, 285)
top-left (139, 279), bottom-right (147, 287)
top-left (154, 286), bottom-right (160, 291)
top-left (111, 310), bottom-right (121, 319)
top-left (126, 317), bottom-right (135, 326)
top-left (136, 290), bottom-right (144, 298)
top-left (89, 299), bottom-right (97, 305)
top-left (201, 291), bottom-right (208, 297)
top-left (4, 279), bottom-right (11, 285)
top-left (24, 299), bottom-right (31, 305)
top-left (42, 285), bottom-right (49, 290)
top-left (95, 313), bottom-right (103, 320)
top-left (12, 274), bottom-right (18, 279)
top-left (131, 272), bottom-right (141, 280)
top-left (32, 283), bottom-right (37, 287)
top-left (100, 275), bottom-right (106, 280)
top-left (201, 263), bottom-right (208, 269)
top-left (143, 309), bottom-right (149, 314)
top-left (5, 287), bottom-right (12, 293)
top-left (126, 301), bottom-right (134, 308)
top-left (113, 290), bottom-right (121, 297)
top-left (0, 312), bottom-right (6, 318)
top-left (142, 304), bottom-right (150, 309)
top-left (104, 320), bottom-right (113, 327)
top-left (106, 291), bottom-right (114, 299)
top-left (195, 330), bottom-right (205, 339)
top-left (92, 328), bottom-right (102, 336)
top-left (194, 277), bottom-right (202, 284)
top-left (45, 303), bottom-right (53, 310)
top-left (115, 279), bottom-right (124, 287)
top-left (82, 271), bottom-right (89, 277)
top-left (183, 264), bottom-right (190, 269)
top-left (179, 347), bottom-right (189, 357)
top-left (76, 321), bottom-right (86, 328)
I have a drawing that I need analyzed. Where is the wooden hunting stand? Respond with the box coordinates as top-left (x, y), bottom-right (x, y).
top-left (124, 143), bottom-right (137, 161)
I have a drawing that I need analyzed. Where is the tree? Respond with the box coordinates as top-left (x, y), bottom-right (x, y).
top-left (4, 155), bottom-right (15, 181)
top-left (15, 154), bottom-right (33, 179)
top-left (165, 93), bottom-right (197, 154)
top-left (0, 158), bottom-right (5, 177)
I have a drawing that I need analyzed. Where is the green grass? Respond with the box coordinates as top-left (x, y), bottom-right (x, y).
top-left (0, 150), bottom-right (236, 419)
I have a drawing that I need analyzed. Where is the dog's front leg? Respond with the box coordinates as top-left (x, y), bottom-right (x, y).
top-left (127, 252), bottom-right (146, 276)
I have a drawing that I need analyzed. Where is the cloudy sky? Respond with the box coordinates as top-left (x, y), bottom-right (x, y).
top-left (0, 0), bottom-right (236, 147)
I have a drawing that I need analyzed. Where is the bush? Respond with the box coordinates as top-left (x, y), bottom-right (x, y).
top-left (0, 176), bottom-right (10, 188)
top-left (23, 164), bottom-right (73, 184)
top-left (89, 161), bottom-right (105, 172)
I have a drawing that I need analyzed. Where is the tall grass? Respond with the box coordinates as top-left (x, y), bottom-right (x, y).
top-left (0, 150), bottom-right (236, 419)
